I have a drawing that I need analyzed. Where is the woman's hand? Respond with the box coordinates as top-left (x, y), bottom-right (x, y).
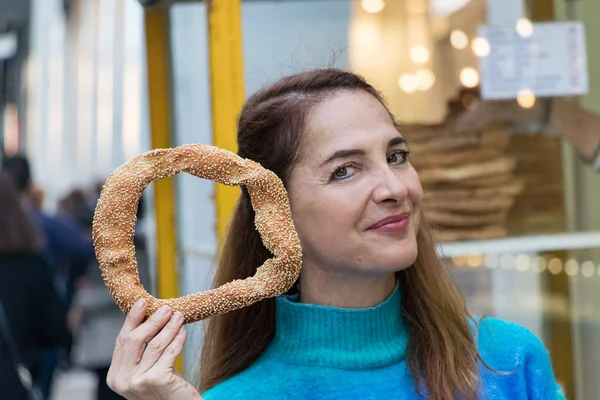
top-left (106, 299), bottom-right (202, 400)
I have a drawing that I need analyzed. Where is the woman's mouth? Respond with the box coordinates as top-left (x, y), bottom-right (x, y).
top-left (368, 213), bottom-right (410, 232)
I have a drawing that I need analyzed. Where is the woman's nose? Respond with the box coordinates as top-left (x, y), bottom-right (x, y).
top-left (372, 167), bottom-right (408, 204)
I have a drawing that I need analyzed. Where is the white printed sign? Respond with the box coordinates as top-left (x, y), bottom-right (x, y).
top-left (478, 21), bottom-right (588, 100)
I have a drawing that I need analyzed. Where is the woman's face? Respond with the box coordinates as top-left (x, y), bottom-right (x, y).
top-left (287, 90), bottom-right (423, 278)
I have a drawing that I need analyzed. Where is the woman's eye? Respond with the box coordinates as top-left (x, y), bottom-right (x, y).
top-left (334, 167), bottom-right (348, 178)
top-left (332, 165), bottom-right (353, 180)
top-left (388, 151), bottom-right (409, 164)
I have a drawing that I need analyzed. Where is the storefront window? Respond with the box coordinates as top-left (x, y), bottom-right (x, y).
top-left (200, 1), bottom-right (599, 398)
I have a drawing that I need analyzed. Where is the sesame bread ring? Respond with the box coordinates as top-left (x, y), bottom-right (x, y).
top-left (92, 144), bottom-right (302, 324)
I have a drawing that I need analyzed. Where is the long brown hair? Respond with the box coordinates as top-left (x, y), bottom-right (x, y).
top-left (199, 69), bottom-right (483, 399)
top-left (0, 173), bottom-right (41, 254)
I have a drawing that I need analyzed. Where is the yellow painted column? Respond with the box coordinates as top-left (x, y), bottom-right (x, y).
top-left (144, 8), bottom-right (183, 372)
top-left (207, 0), bottom-right (245, 241)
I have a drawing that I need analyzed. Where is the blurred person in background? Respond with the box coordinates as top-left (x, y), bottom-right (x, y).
top-left (0, 173), bottom-right (71, 400)
top-left (69, 195), bottom-right (152, 400)
top-left (57, 189), bottom-right (98, 311)
top-left (30, 185), bottom-right (45, 211)
top-left (457, 97), bottom-right (600, 171)
top-left (0, 155), bottom-right (97, 288)
top-left (1, 154), bottom-right (97, 400)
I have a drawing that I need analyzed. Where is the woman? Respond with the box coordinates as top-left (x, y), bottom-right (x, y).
top-left (0, 173), bottom-right (71, 399)
top-left (106, 69), bottom-right (564, 400)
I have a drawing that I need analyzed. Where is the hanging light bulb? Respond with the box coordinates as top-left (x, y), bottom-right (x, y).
top-left (485, 254), bottom-right (498, 269)
top-left (450, 30), bottom-right (468, 49)
top-left (517, 89), bottom-right (536, 108)
top-left (460, 67), bottom-right (479, 88)
top-left (516, 18), bottom-right (533, 37)
top-left (361, 0), bottom-right (385, 14)
top-left (452, 256), bottom-right (467, 266)
top-left (534, 256), bottom-right (547, 273)
top-left (516, 254), bottom-right (530, 271)
top-left (548, 258), bottom-right (563, 275)
top-left (471, 37), bottom-right (490, 57)
top-left (398, 74), bottom-right (418, 93)
top-left (581, 261), bottom-right (595, 278)
top-left (467, 254), bottom-right (483, 268)
top-left (415, 69), bottom-right (435, 91)
top-left (410, 45), bottom-right (430, 64)
top-left (565, 260), bottom-right (579, 276)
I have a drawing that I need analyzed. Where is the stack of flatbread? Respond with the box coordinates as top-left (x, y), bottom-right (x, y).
top-left (404, 123), bottom-right (524, 242)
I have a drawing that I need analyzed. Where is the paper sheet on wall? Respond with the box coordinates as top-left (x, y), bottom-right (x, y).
top-left (478, 21), bottom-right (589, 100)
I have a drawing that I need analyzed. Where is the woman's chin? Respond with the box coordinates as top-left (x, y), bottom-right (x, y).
top-left (366, 250), bottom-right (418, 274)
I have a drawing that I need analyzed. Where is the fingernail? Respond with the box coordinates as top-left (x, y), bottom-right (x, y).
top-left (159, 305), bottom-right (171, 315)
top-left (136, 299), bottom-right (146, 309)
top-left (173, 312), bottom-right (183, 323)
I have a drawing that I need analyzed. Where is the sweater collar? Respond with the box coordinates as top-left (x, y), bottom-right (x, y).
top-left (265, 284), bottom-right (408, 369)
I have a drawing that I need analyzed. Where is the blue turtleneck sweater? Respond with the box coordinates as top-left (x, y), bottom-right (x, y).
top-left (201, 286), bottom-right (565, 399)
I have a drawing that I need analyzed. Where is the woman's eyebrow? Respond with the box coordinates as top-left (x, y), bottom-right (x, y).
top-left (320, 137), bottom-right (407, 168)
top-left (320, 148), bottom-right (365, 168)
top-left (388, 136), bottom-right (407, 148)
